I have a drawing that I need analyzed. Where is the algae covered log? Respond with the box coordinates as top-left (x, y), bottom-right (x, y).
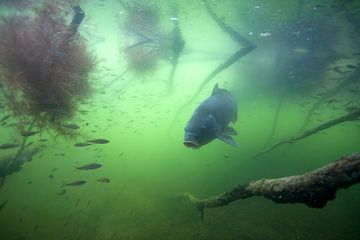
top-left (185, 153), bottom-right (360, 220)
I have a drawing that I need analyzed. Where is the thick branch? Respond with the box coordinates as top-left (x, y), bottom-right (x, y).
top-left (254, 110), bottom-right (360, 158)
top-left (65, 5), bottom-right (85, 43)
top-left (203, 0), bottom-right (254, 48)
top-left (186, 153), bottom-right (360, 220)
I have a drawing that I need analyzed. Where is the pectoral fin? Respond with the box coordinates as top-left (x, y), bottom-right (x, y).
top-left (223, 126), bottom-right (237, 136)
top-left (217, 134), bottom-right (238, 147)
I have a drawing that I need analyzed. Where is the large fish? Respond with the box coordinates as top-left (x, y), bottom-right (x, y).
top-left (184, 84), bottom-right (238, 148)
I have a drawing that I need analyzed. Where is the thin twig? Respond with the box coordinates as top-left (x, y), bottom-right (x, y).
top-left (254, 110), bottom-right (360, 158)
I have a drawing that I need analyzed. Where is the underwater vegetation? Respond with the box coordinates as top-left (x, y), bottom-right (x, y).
top-left (247, 2), bottom-right (358, 144)
top-left (119, 1), bottom-right (167, 75)
top-left (0, 0), bottom-right (359, 239)
top-left (0, 0), bottom-right (35, 9)
top-left (0, 0), bottom-right (96, 136)
top-left (118, 0), bottom-right (185, 91)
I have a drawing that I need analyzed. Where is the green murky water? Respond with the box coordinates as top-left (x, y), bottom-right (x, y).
top-left (0, 0), bottom-right (360, 239)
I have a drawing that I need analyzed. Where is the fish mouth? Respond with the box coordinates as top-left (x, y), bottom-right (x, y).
top-left (183, 140), bottom-right (200, 149)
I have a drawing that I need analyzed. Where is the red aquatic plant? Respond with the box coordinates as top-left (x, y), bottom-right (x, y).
top-left (119, 1), bottom-right (168, 76)
top-left (121, 0), bottom-right (160, 36)
top-left (0, 0), bottom-right (35, 9)
top-left (0, 0), bottom-right (96, 134)
top-left (125, 46), bottom-right (161, 75)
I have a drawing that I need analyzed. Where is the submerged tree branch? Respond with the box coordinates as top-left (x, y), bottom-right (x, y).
top-left (173, 0), bottom-right (256, 120)
top-left (299, 68), bottom-right (360, 132)
top-left (188, 0), bottom-right (256, 98)
top-left (0, 122), bottom-right (37, 188)
top-left (185, 153), bottom-right (360, 221)
top-left (264, 89), bottom-right (286, 146)
top-left (254, 109), bottom-right (360, 158)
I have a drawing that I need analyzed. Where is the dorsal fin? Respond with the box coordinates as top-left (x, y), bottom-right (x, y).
top-left (212, 83), bottom-right (230, 96)
top-left (211, 83), bottom-right (220, 96)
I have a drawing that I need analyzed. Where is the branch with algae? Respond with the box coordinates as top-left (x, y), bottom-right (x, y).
top-left (185, 153), bottom-right (360, 221)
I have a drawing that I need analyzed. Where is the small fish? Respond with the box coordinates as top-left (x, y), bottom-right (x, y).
top-left (346, 64), bottom-right (358, 70)
top-left (97, 178), bottom-right (110, 183)
top-left (74, 142), bottom-right (93, 147)
top-left (0, 143), bottom-right (19, 149)
top-left (21, 131), bottom-right (39, 137)
top-left (5, 123), bottom-right (17, 128)
top-left (79, 110), bottom-right (89, 115)
top-left (0, 115), bottom-right (11, 122)
top-left (347, 88), bottom-right (359, 93)
top-left (63, 124), bottom-right (80, 130)
top-left (331, 66), bottom-right (346, 74)
top-left (346, 106), bottom-right (360, 112)
top-left (15, 237), bottom-right (27, 240)
top-left (0, 200), bottom-right (8, 211)
top-left (315, 92), bottom-right (327, 97)
top-left (326, 98), bottom-right (338, 104)
top-left (87, 139), bottom-right (109, 144)
top-left (57, 189), bottom-right (66, 195)
top-left (33, 225), bottom-right (39, 232)
top-left (65, 180), bottom-right (86, 186)
top-left (76, 163), bottom-right (102, 170)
